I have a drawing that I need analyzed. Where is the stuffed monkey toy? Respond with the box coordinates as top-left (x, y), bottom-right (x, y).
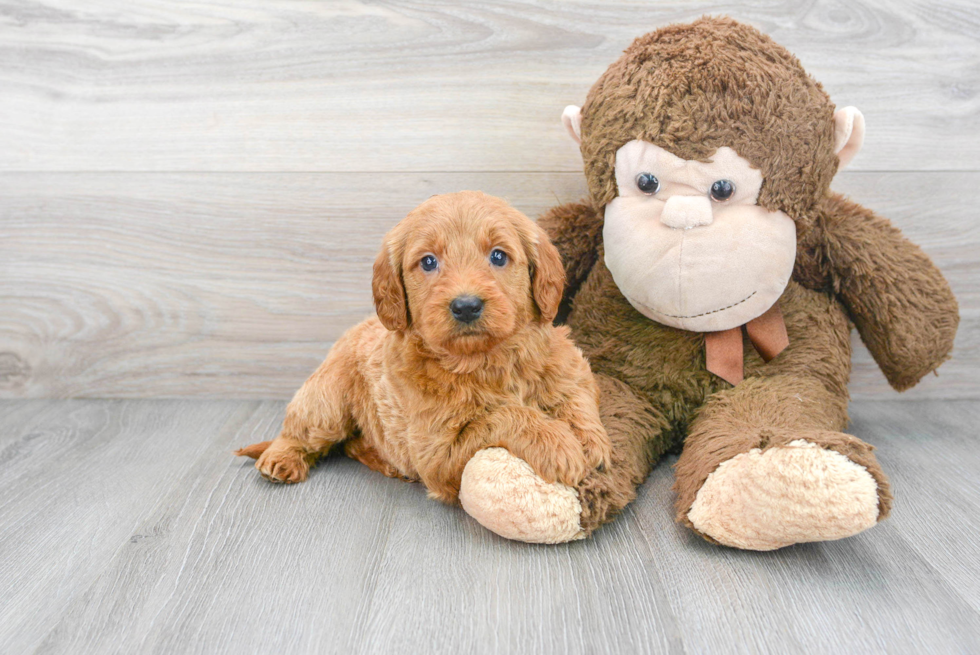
top-left (458, 16), bottom-right (959, 549)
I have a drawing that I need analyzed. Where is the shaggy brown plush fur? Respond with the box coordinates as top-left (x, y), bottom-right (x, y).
top-left (236, 191), bottom-right (611, 504)
top-left (540, 17), bottom-right (957, 544)
top-left (581, 17), bottom-right (838, 222)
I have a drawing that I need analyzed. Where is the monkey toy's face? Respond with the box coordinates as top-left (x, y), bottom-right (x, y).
top-left (601, 140), bottom-right (797, 332)
top-left (561, 60), bottom-right (864, 334)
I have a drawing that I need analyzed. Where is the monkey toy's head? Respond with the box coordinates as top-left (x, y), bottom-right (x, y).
top-left (562, 16), bottom-right (865, 332)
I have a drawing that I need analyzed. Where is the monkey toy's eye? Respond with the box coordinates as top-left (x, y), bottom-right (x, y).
top-left (489, 249), bottom-right (508, 267)
top-left (710, 179), bottom-right (736, 202)
top-left (635, 172), bottom-right (660, 195)
top-left (420, 254), bottom-right (438, 272)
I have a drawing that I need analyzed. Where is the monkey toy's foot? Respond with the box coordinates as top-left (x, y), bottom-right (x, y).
top-left (686, 437), bottom-right (884, 551)
top-left (459, 448), bottom-right (586, 544)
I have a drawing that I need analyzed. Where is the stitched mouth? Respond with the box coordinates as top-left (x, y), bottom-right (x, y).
top-left (629, 290), bottom-right (756, 320)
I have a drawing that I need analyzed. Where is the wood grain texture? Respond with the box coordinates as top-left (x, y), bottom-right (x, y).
top-left (849, 400), bottom-right (980, 613)
top-left (1, 0), bottom-right (978, 172)
top-left (0, 171), bottom-right (585, 398)
top-left (1, 398), bottom-right (978, 654)
top-left (1, 171), bottom-right (975, 399)
top-left (32, 399), bottom-right (685, 655)
top-left (0, 399), bottom-right (260, 654)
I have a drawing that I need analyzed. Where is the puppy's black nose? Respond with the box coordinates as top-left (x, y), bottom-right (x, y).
top-left (450, 295), bottom-right (484, 324)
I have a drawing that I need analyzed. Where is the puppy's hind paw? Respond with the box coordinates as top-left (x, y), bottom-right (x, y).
top-left (256, 447), bottom-right (310, 484)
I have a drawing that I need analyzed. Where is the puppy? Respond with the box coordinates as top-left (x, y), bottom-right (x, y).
top-left (237, 191), bottom-right (610, 504)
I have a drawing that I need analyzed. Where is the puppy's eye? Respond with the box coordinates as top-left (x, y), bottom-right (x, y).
top-left (420, 254), bottom-right (438, 272)
top-left (489, 249), bottom-right (508, 267)
top-left (636, 172), bottom-right (660, 195)
top-left (710, 179), bottom-right (735, 202)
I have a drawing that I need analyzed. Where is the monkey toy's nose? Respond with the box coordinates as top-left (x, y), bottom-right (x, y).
top-left (450, 295), bottom-right (484, 324)
top-left (660, 195), bottom-right (714, 230)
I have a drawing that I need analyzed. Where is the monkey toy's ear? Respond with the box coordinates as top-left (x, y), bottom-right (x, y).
top-left (562, 105), bottom-right (583, 145)
top-left (833, 106), bottom-right (865, 169)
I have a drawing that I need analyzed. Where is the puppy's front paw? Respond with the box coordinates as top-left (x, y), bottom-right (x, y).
top-left (517, 423), bottom-right (590, 487)
top-left (581, 432), bottom-right (613, 472)
top-left (256, 447), bottom-right (310, 484)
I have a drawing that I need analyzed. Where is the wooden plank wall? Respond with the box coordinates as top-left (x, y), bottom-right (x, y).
top-left (0, 0), bottom-right (977, 399)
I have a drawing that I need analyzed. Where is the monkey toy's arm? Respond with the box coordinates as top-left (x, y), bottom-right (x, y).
top-left (796, 193), bottom-right (959, 391)
top-left (537, 201), bottom-right (604, 308)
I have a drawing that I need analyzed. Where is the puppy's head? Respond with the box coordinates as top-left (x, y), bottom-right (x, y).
top-left (372, 191), bottom-right (564, 356)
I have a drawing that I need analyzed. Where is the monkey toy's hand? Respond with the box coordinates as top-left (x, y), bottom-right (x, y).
top-left (797, 193), bottom-right (959, 391)
top-left (537, 201), bottom-right (604, 319)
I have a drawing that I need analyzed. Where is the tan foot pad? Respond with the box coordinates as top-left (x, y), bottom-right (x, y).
top-left (688, 439), bottom-right (880, 551)
top-left (459, 448), bottom-right (585, 544)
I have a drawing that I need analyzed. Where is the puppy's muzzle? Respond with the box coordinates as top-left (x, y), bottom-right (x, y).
top-left (450, 295), bottom-right (484, 324)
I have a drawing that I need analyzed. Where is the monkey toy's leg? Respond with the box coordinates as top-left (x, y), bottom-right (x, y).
top-left (576, 375), bottom-right (673, 534)
top-left (459, 373), bottom-right (672, 543)
top-left (673, 283), bottom-right (893, 550)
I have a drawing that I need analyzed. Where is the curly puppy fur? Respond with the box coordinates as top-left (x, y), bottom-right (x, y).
top-left (237, 191), bottom-right (611, 504)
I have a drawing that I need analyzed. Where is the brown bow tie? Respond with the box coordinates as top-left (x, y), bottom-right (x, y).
top-left (704, 303), bottom-right (789, 385)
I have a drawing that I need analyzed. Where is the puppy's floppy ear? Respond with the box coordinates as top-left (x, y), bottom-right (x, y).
top-left (526, 223), bottom-right (565, 324)
top-left (372, 234), bottom-right (409, 331)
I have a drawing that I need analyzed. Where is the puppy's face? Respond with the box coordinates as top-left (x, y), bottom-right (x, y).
top-left (373, 192), bottom-right (564, 357)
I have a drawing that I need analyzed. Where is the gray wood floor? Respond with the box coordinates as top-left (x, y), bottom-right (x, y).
top-left (1, 398), bottom-right (978, 654)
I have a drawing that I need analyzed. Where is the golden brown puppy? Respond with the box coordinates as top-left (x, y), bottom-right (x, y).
top-left (237, 191), bottom-right (610, 504)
